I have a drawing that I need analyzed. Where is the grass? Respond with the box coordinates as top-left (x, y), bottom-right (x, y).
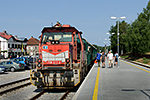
top-left (142, 57), bottom-right (149, 64)
top-left (121, 55), bottom-right (129, 59)
top-left (121, 55), bottom-right (150, 65)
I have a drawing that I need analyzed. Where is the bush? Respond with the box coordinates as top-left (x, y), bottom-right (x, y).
top-left (143, 57), bottom-right (146, 60)
top-left (143, 60), bottom-right (148, 64)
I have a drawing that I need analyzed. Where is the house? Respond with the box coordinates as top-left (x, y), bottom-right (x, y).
top-left (0, 31), bottom-right (28, 58)
top-left (26, 36), bottom-right (39, 56)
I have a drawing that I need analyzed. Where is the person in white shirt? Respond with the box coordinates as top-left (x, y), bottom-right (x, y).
top-left (107, 51), bottom-right (114, 68)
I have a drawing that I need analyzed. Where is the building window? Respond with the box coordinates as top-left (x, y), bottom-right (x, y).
top-left (18, 44), bottom-right (21, 49)
top-left (8, 44), bottom-right (10, 48)
top-left (12, 44), bottom-right (14, 48)
top-left (15, 44), bottom-right (17, 48)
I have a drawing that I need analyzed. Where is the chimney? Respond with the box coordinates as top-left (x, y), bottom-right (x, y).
top-left (3, 31), bottom-right (6, 33)
top-left (3, 31), bottom-right (8, 35)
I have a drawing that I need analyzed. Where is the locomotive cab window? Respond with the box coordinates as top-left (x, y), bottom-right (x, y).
top-left (41, 32), bottom-right (72, 44)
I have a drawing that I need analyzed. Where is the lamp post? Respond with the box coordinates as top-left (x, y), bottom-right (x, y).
top-left (99, 38), bottom-right (101, 52)
top-left (104, 39), bottom-right (108, 53)
top-left (111, 16), bottom-right (126, 67)
top-left (106, 33), bottom-right (115, 51)
top-left (104, 41), bottom-right (106, 54)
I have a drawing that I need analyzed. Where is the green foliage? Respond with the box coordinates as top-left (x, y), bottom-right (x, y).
top-left (121, 55), bottom-right (129, 59)
top-left (143, 59), bottom-right (149, 64)
top-left (143, 57), bottom-right (146, 60)
top-left (142, 57), bottom-right (150, 64)
top-left (109, 0), bottom-right (150, 55)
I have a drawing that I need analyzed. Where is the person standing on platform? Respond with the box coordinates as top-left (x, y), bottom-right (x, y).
top-left (114, 52), bottom-right (119, 67)
top-left (96, 52), bottom-right (101, 67)
top-left (107, 51), bottom-right (114, 68)
top-left (101, 52), bottom-right (106, 68)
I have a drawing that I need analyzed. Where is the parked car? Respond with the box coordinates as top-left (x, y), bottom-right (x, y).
top-left (10, 60), bottom-right (26, 68)
top-left (0, 61), bottom-right (25, 72)
top-left (10, 57), bottom-right (28, 69)
top-left (0, 66), bottom-right (7, 73)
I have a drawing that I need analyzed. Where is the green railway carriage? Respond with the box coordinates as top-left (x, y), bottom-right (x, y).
top-left (82, 38), bottom-right (97, 66)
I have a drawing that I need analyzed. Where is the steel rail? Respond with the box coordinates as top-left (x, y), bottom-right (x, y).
top-left (0, 82), bottom-right (31, 95)
top-left (29, 90), bottom-right (45, 100)
top-left (60, 90), bottom-right (70, 100)
top-left (0, 77), bottom-right (30, 88)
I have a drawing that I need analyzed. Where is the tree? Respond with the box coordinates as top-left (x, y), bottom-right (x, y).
top-left (109, 21), bottom-right (129, 54)
top-left (109, 0), bottom-right (150, 55)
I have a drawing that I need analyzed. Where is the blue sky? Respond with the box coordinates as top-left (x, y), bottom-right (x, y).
top-left (0, 0), bottom-right (149, 46)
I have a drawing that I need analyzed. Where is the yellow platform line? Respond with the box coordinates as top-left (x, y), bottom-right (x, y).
top-left (121, 60), bottom-right (150, 73)
top-left (92, 67), bottom-right (100, 100)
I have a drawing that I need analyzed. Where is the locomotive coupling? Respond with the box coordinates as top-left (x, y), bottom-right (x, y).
top-left (64, 71), bottom-right (73, 77)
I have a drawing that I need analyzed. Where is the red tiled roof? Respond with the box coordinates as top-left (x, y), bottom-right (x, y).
top-left (0, 32), bottom-right (12, 40)
top-left (27, 37), bottom-right (39, 45)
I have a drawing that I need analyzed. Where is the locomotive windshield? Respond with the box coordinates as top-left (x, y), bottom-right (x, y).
top-left (41, 32), bottom-right (72, 44)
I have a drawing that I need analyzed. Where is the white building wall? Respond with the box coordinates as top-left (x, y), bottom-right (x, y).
top-left (27, 45), bottom-right (39, 56)
top-left (0, 37), bottom-right (8, 58)
top-left (0, 35), bottom-right (27, 58)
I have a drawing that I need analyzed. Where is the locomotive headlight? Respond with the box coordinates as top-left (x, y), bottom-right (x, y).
top-left (66, 63), bottom-right (70, 67)
top-left (65, 58), bottom-right (70, 68)
top-left (55, 40), bottom-right (60, 44)
top-left (37, 58), bottom-right (42, 68)
top-left (37, 64), bottom-right (41, 67)
top-left (38, 59), bottom-right (41, 63)
top-left (51, 40), bottom-right (55, 44)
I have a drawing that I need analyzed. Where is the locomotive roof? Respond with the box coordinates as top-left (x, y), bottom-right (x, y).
top-left (41, 26), bottom-right (80, 33)
top-left (82, 38), bottom-right (97, 50)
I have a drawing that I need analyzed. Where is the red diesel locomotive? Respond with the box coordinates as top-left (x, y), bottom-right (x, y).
top-left (30, 22), bottom-right (97, 89)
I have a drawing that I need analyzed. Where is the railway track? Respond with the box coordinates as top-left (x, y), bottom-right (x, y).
top-left (60, 90), bottom-right (70, 100)
top-left (29, 89), bottom-right (70, 100)
top-left (29, 89), bottom-right (45, 100)
top-left (0, 77), bottom-right (31, 95)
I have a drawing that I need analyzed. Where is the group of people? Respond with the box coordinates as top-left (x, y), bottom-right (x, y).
top-left (96, 51), bottom-right (118, 68)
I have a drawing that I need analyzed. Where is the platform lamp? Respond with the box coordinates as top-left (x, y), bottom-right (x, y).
top-left (111, 16), bottom-right (126, 67)
top-left (99, 38), bottom-right (101, 52)
top-left (106, 33), bottom-right (115, 51)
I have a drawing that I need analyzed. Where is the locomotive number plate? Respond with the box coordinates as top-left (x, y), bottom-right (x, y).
top-left (47, 61), bottom-right (62, 64)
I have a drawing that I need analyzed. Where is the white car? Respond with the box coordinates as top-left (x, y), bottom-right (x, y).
top-left (0, 66), bottom-right (7, 73)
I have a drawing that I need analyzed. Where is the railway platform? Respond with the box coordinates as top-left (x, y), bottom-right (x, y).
top-left (72, 59), bottom-right (150, 100)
